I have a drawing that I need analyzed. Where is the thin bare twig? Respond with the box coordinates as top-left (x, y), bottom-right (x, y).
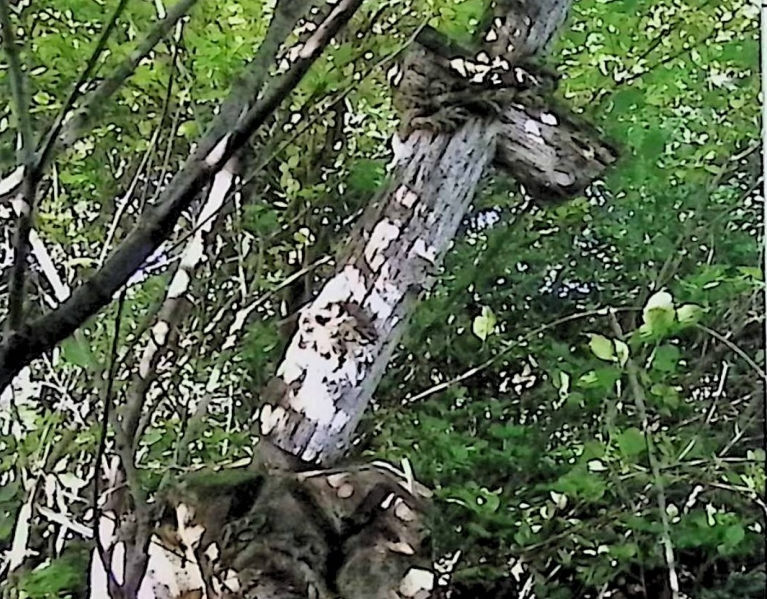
top-left (117, 0), bottom-right (314, 442)
top-left (92, 287), bottom-right (127, 592)
top-left (0, 0), bottom-right (199, 208)
top-left (133, 16), bottom-right (429, 277)
top-left (58, 0), bottom-right (199, 151)
top-left (99, 22), bottom-right (184, 267)
top-left (608, 310), bottom-right (679, 599)
top-left (407, 307), bottom-right (634, 403)
top-left (1, 0), bottom-right (36, 331)
top-left (696, 324), bottom-right (767, 382)
top-left (36, 0), bottom-right (130, 173)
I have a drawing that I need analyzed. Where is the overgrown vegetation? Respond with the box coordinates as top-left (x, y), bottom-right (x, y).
top-left (0, 0), bottom-right (762, 597)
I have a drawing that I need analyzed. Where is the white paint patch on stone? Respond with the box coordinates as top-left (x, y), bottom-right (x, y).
top-left (493, 57), bottom-right (511, 72)
top-left (540, 112), bottom-right (558, 126)
top-left (320, 264), bottom-right (366, 306)
top-left (221, 569), bottom-right (241, 592)
top-left (395, 501), bottom-right (416, 522)
top-left (176, 504), bottom-right (205, 550)
top-left (448, 58), bottom-right (468, 78)
top-left (524, 119), bottom-right (543, 138)
top-left (388, 133), bottom-right (409, 172)
top-left (368, 263), bottom-right (405, 318)
top-left (410, 238), bottom-right (437, 264)
top-left (365, 218), bottom-right (401, 270)
top-left (301, 444), bottom-right (319, 462)
top-left (330, 409), bottom-right (352, 432)
top-left (279, 353), bottom-right (306, 386)
top-left (400, 568), bottom-right (435, 598)
top-left (386, 541), bottom-right (415, 555)
top-left (327, 473), bottom-right (347, 488)
top-left (204, 543), bottom-right (219, 561)
top-left (553, 171), bottom-right (575, 186)
top-left (365, 287), bottom-right (395, 324)
top-left (395, 185), bottom-right (419, 209)
top-left (290, 373), bottom-right (340, 423)
top-left (260, 404), bottom-right (288, 436)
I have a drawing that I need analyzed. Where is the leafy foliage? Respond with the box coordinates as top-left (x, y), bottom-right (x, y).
top-left (0, 0), bottom-right (762, 597)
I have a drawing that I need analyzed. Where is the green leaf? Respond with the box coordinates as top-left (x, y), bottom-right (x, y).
top-left (608, 542), bottom-right (638, 559)
top-left (614, 339), bottom-right (629, 367)
top-left (676, 303), bottom-right (704, 326)
top-left (651, 345), bottom-right (680, 374)
top-left (611, 88), bottom-right (644, 114)
top-left (640, 127), bottom-right (667, 160)
top-left (616, 427), bottom-right (645, 457)
top-left (0, 479), bottom-right (19, 503)
top-left (472, 306), bottom-right (497, 341)
top-left (588, 333), bottom-right (615, 362)
top-left (723, 523), bottom-right (745, 546)
top-left (641, 290), bottom-right (676, 337)
top-left (59, 338), bottom-right (95, 369)
top-left (143, 429), bottom-right (164, 445)
top-left (649, 384), bottom-right (681, 410)
top-left (737, 267), bottom-right (763, 282)
top-left (553, 467), bottom-right (607, 501)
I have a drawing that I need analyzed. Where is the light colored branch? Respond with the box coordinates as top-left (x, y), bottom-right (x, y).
top-left (116, 0), bottom-right (313, 441)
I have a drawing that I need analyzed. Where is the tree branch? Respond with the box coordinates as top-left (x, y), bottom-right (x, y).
top-left (0, 0), bottom-right (199, 205)
top-left (36, 0), bottom-right (131, 174)
top-left (1, 0), bottom-right (36, 331)
top-left (0, 0), bottom-right (364, 392)
top-left (58, 0), bottom-right (199, 151)
top-left (116, 0), bottom-right (312, 445)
